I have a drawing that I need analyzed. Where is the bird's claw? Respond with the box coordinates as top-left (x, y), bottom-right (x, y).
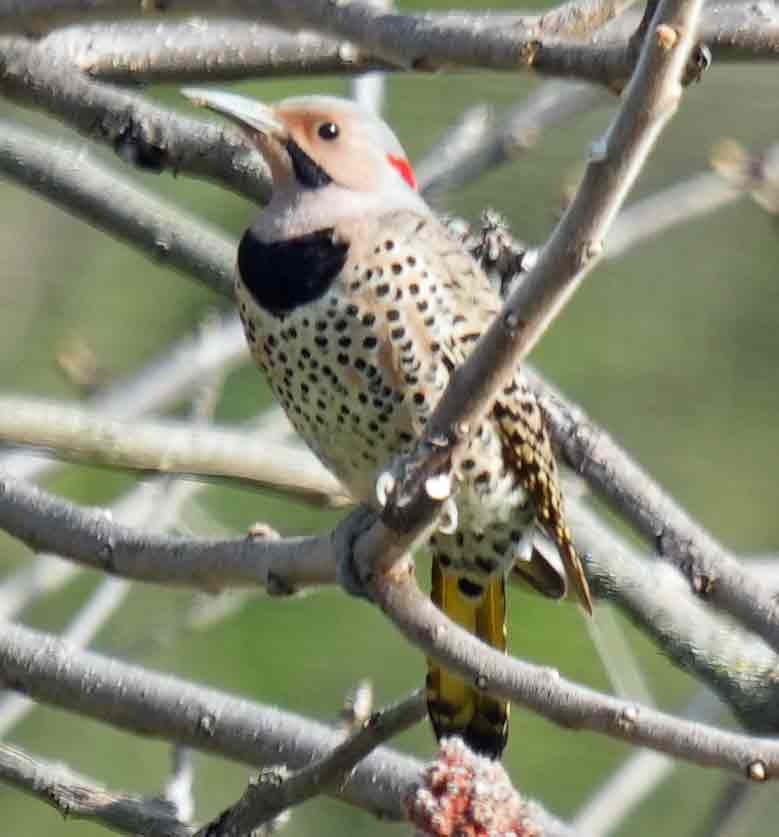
top-left (333, 505), bottom-right (377, 601)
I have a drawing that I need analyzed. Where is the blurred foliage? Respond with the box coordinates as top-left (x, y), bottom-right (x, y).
top-left (0, 1), bottom-right (778, 835)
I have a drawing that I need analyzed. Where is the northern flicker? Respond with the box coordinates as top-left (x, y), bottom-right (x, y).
top-left (183, 89), bottom-right (593, 759)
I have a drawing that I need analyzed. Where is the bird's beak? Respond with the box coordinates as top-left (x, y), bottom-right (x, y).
top-left (181, 88), bottom-right (288, 141)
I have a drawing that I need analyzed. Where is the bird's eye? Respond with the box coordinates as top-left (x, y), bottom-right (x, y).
top-left (317, 122), bottom-right (340, 141)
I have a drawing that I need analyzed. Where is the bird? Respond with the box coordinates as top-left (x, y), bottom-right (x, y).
top-left (182, 88), bottom-right (593, 759)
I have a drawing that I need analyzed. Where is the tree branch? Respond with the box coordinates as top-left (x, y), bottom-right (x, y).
top-left (0, 621), bottom-right (421, 819)
top-left (229, 0), bottom-right (639, 84)
top-left (0, 577), bottom-right (132, 734)
top-left (39, 20), bottom-right (389, 84)
top-left (534, 376), bottom-right (779, 653)
top-left (417, 81), bottom-right (610, 198)
top-left (567, 497), bottom-right (779, 733)
top-left (0, 38), bottom-right (270, 202)
top-left (0, 472), bottom-right (337, 595)
top-left (5, 437), bottom-right (779, 735)
top-left (4, 550), bottom-right (777, 785)
top-left (0, 117), bottom-right (237, 298)
top-left (607, 171), bottom-right (742, 257)
top-left (0, 2), bottom-right (775, 83)
top-left (368, 563), bottom-right (777, 780)
top-left (0, 475), bottom-right (202, 622)
top-left (0, 378), bottom-right (227, 736)
top-left (5, 470), bottom-right (779, 777)
top-left (196, 690), bottom-right (426, 837)
top-left (0, 314), bottom-right (247, 483)
top-left (10, 6), bottom-right (772, 87)
top-left (0, 621), bottom-right (573, 835)
top-left (0, 395), bottom-right (347, 507)
top-left (540, 0), bottom-right (637, 40)
top-left (0, 742), bottom-right (192, 837)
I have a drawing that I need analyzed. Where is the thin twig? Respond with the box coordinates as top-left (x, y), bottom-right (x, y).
top-left (0, 395), bottom-right (347, 506)
top-left (608, 171), bottom-right (742, 257)
top-left (415, 104), bottom-right (492, 196)
top-left (196, 690), bottom-right (426, 837)
top-left (418, 81), bottom-right (610, 198)
top-left (0, 742), bottom-right (192, 837)
top-left (582, 599), bottom-right (654, 705)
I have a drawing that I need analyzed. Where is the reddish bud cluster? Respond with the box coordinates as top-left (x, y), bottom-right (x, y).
top-left (406, 738), bottom-right (541, 837)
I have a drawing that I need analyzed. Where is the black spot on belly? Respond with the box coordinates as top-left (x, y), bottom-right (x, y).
top-left (457, 578), bottom-right (484, 598)
top-left (475, 557), bottom-right (498, 574)
top-left (238, 227), bottom-right (349, 316)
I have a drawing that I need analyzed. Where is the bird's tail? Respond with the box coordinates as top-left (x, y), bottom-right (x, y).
top-left (426, 556), bottom-right (509, 759)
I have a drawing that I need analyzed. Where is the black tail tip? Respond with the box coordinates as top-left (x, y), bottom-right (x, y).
top-left (460, 725), bottom-right (507, 760)
top-left (429, 709), bottom-right (508, 760)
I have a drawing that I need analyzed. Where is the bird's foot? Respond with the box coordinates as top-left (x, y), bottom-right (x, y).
top-left (333, 505), bottom-right (378, 601)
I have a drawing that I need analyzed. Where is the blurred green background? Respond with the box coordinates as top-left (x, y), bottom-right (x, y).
top-left (1, 0), bottom-right (778, 834)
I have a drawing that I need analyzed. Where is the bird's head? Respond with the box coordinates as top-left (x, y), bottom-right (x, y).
top-left (182, 89), bottom-right (426, 235)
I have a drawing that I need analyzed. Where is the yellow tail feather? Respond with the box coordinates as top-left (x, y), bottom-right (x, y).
top-left (426, 556), bottom-right (509, 759)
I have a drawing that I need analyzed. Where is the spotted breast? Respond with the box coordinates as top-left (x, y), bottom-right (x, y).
top-left (236, 208), bottom-right (591, 758)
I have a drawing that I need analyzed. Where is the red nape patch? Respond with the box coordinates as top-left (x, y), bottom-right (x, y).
top-left (387, 154), bottom-right (418, 191)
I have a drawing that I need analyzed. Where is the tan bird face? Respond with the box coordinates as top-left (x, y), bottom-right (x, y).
top-left (182, 89), bottom-right (417, 195)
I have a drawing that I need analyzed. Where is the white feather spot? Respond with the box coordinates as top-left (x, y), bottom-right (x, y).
top-left (375, 471), bottom-right (395, 507)
top-left (424, 472), bottom-right (452, 501)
